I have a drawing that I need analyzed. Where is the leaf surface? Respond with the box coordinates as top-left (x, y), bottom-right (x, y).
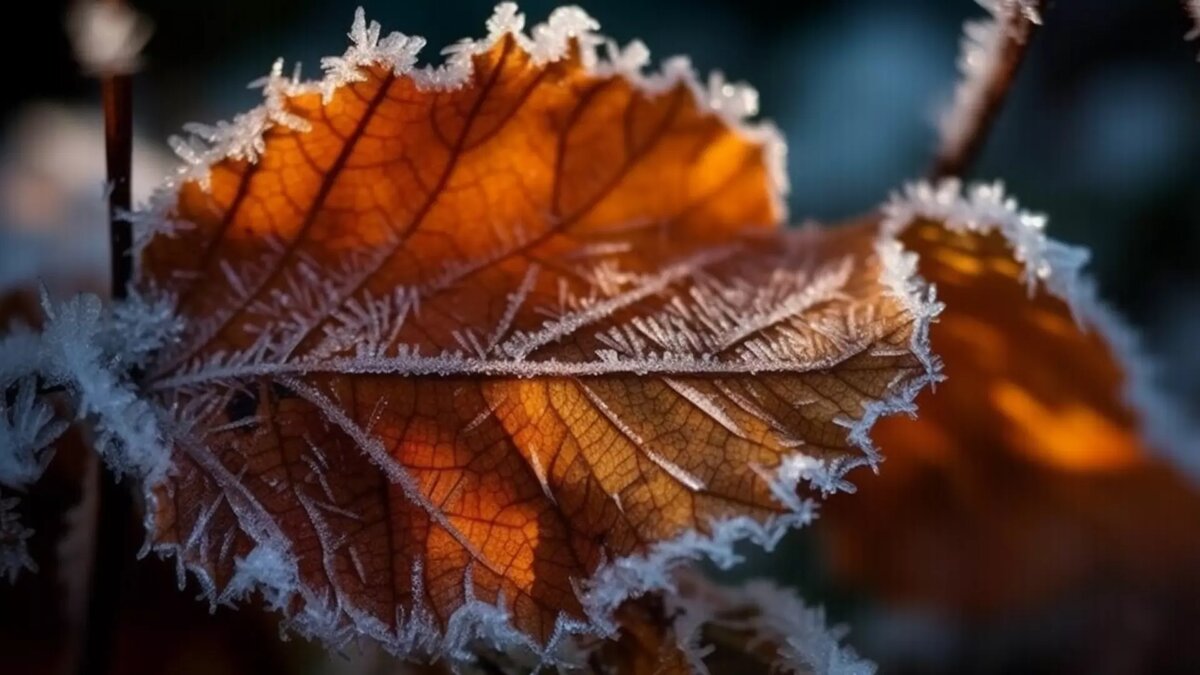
top-left (135, 6), bottom-right (933, 655)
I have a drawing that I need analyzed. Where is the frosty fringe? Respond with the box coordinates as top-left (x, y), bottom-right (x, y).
top-left (665, 571), bottom-right (875, 675)
top-left (936, 0), bottom-right (1042, 167)
top-left (881, 179), bottom-right (1200, 475)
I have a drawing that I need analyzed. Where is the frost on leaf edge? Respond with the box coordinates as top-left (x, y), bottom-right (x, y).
top-left (129, 2), bottom-right (942, 666)
top-left (665, 570), bottom-right (876, 675)
top-left (126, 2), bottom-right (790, 254)
top-left (882, 178), bottom-right (1200, 479)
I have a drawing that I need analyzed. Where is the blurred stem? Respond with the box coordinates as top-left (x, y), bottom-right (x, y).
top-left (930, 1), bottom-right (1046, 179)
top-left (81, 2), bottom-right (136, 675)
top-left (104, 77), bottom-right (132, 300)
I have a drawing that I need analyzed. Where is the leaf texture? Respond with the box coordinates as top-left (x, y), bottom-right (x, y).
top-left (134, 5), bottom-right (935, 658)
top-left (820, 181), bottom-right (1200, 616)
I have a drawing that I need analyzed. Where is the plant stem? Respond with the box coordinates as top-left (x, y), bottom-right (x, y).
top-left (930, 1), bottom-right (1046, 179)
top-left (104, 73), bottom-right (133, 300)
top-left (81, 2), bottom-right (136, 674)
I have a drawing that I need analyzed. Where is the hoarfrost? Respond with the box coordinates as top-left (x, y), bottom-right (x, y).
top-left (668, 572), bottom-right (876, 675)
top-left (0, 378), bottom-right (67, 489)
top-left (937, 0), bottom-right (1041, 166)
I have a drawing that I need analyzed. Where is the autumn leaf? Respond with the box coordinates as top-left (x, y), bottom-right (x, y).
top-left (592, 571), bottom-right (872, 675)
top-left (132, 4), bottom-right (935, 660)
top-left (819, 181), bottom-right (1200, 616)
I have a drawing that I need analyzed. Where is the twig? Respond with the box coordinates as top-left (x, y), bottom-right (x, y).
top-left (930, 0), bottom-right (1047, 179)
top-left (104, 69), bottom-right (133, 300)
top-left (79, 1), bottom-right (139, 673)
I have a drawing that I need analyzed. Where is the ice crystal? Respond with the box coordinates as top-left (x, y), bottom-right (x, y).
top-left (937, 1), bottom-right (1041, 163)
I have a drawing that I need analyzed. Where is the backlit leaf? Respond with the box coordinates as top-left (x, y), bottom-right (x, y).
top-left (133, 4), bottom-right (936, 660)
top-left (820, 180), bottom-right (1200, 615)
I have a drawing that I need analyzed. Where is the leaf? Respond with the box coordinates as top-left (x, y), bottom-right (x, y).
top-left (819, 180), bottom-right (1200, 616)
top-left (591, 572), bottom-right (873, 675)
top-left (133, 5), bottom-right (936, 659)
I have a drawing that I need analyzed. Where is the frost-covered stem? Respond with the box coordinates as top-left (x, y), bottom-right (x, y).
top-left (83, 3), bottom-right (136, 674)
top-left (931, 0), bottom-right (1045, 179)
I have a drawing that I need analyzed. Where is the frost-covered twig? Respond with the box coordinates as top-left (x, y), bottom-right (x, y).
top-left (932, 0), bottom-right (1045, 178)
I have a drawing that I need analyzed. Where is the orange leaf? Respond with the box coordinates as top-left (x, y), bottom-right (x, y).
top-left (820, 181), bottom-right (1200, 616)
top-left (133, 6), bottom-right (934, 658)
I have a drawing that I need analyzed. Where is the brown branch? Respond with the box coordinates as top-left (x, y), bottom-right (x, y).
top-left (80, 2), bottom-right (137, 674)
top-left (104, 75), bottom-right (133, 299)
top-left (930, 0), bottom-right (1047, 179)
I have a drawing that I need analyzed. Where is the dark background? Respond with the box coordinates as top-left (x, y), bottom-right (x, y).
top-left (1, 1), bottom-right (1198, 673)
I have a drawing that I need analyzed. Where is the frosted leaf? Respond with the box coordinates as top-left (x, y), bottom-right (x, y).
top-left (882, 178), bottom-right (1200, 479)
top-left (131, 2), bottom-right (938, 663)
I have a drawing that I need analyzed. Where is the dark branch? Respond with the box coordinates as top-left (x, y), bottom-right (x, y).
top-left (80, 3), bottom-right (138, 675)
top-left (930, 1), bottom-right (1046, 179)
top-left (104, 72), bottom-right (133, 299)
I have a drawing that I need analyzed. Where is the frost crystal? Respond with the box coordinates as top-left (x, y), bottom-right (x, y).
top-left (320, 8), bottom-right (426, 100)
top-left (667, 572), bottom-right (875, 675)
top-left (937, 1), bottom-right (1040, 164)
top-left (36, 293), bottom-right (177, 482)
top-left (0, 378), bottom-right (67, 489)
top-left (136, 3), bottom-right (789, 233)
top-left (0, 291), bottom-right (181, 490)
top-left (222, 543), bottom-right (299, 610)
